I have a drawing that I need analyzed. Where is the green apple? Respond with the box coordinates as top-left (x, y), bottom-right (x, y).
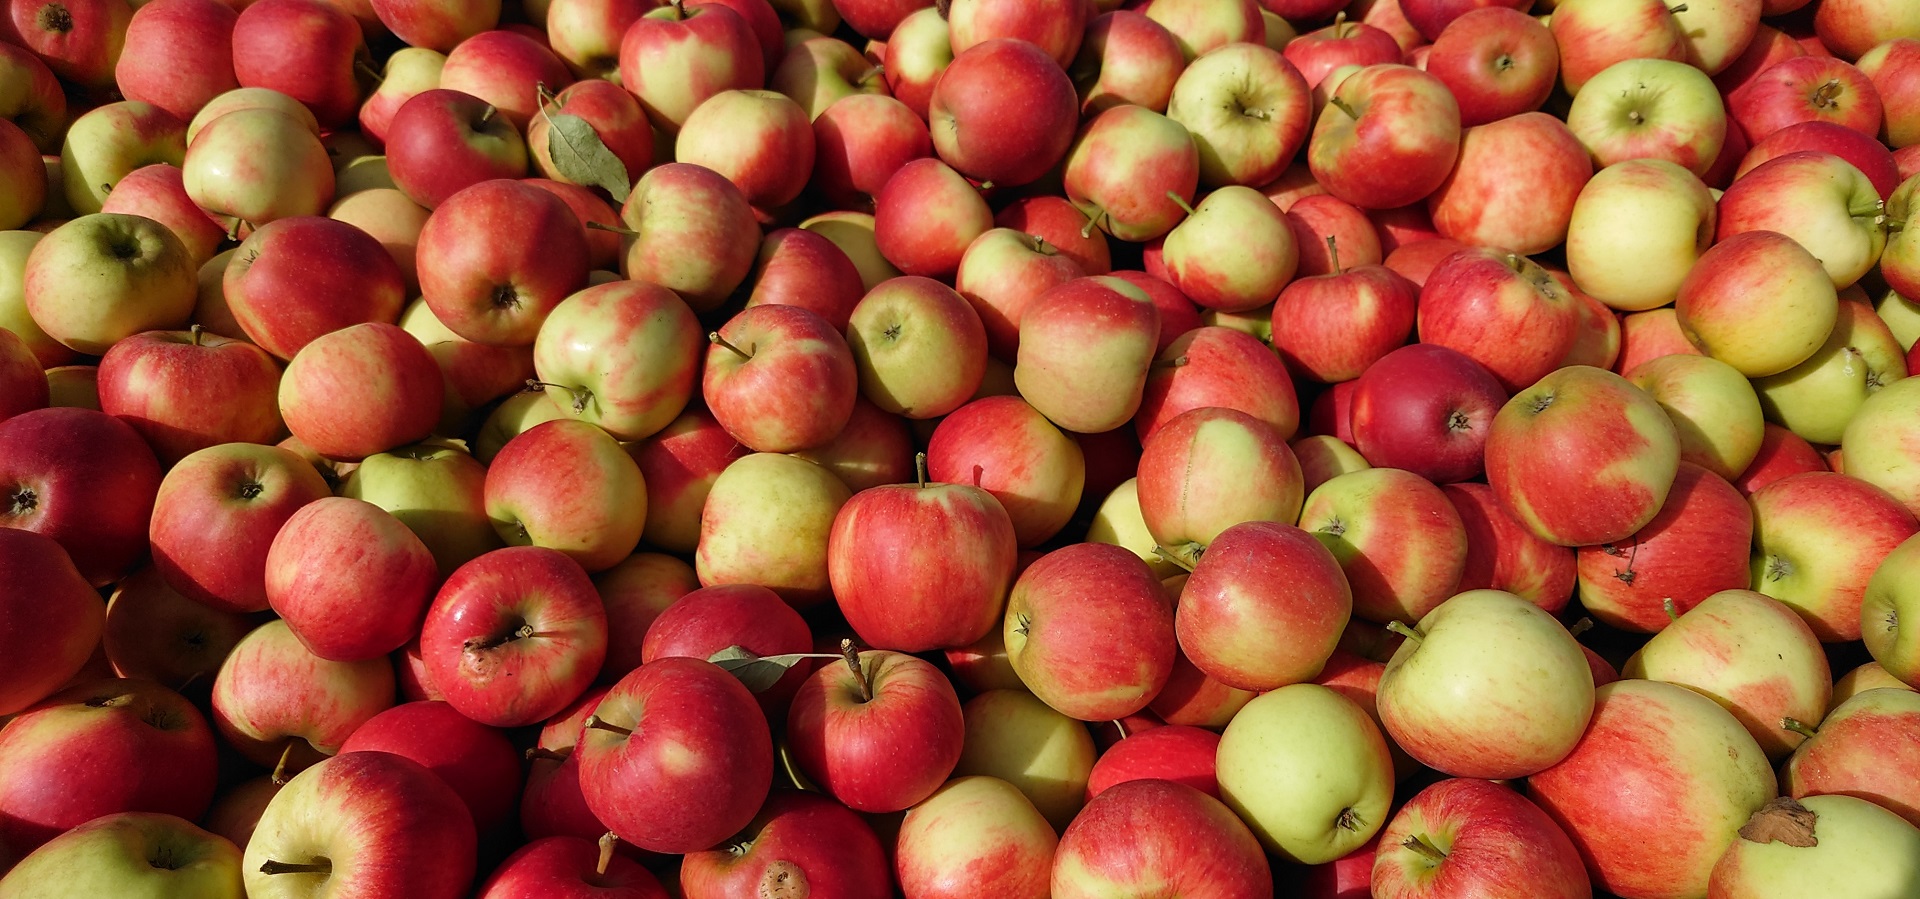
top-left (23, 213), bottom-right (197, 354)
top-left (183, 108), bottom-right (336, 229)
top-left (1876, 288), bottom-right (1920, 351)
top-left (695, 453), bottom-right (850, 609)
top-left (473, 390), bottom-right (564, 464)
top-left (1564, 58), bottom-right (1726, 177)
top-left (1564, 158), bottom-right (1716, 312)
top-left (1626, 353), bottom-right (1765, 481)
top-left (1863, 533), bottom-right (1920, 687)
top-left (59, 100), bottom-right (187, 216)
top-left (1086, 478), bottom-right (1184, 578)
top-left (340, 440), bottom-right (502, 578)
top-left (0, 813), bottom-right (242, 899)
top-left (1843, 376), bottom-right (1920, 519)
top-left (1755, 297), bottom-right (1910, 446)
top-left (0, 230), bottom-right (71, 367)
top-left (1710, 795), bottom-right (1920, 898)
top-left (952, 688), bottom-right (1096, 831)
top-left (1216, 683), bottom-right (1394, 864)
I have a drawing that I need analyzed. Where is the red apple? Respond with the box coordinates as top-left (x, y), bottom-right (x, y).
top-left (337, 699), bottom-right (523, 836)
top-left (787, 648), bottom-right (966, 812)
top-left (680, 790), bottom-right (889, 899)
top-left (1051, 778), bottom-right (1271, 897)
top-left (0, 529), bottom-right (105, 716)
top-left (927, 38), bottom-right (1079, 188)
top-left (1442, 482), bottom-right (1576, 613)
top-left (1351, 343), bottom-right (1507, 484)
top-left (278, 321), bottom-right (441, 461)
top-left (616, 161), bottom-right (762, 313)
top-left (1418, 246), bottom-right (1580, 392)
top-left (8, 0), bottom-right (131, 90)
top-left (1728, 54), bottom-right (1885, 143)
top-left (477, 835), bottom-right (667, 898)
top-left (416, 178), bottom-right (590, 346)
top-left (437, 29), bottom-right (572, 130)
top-left (641, 583), bottom-right (812, 709)
top-left (1136, 325), bottom-right (1299, 442)
top-left (385, 89), bottom-right (529, 210)
top-left (1177, 519), bottom-right (1352, 690)
top-left (1424, 7), bottom-right (1558, 126)
top-left (114, 0), bottom-right (239, 124)
top-left (0, 407), bottom-right (162, 587)
top-left (266, 496), bottom-right (439, 662)
top-left (1372, 778), bottom-right (1588, 899)
top-left (148, 442), bottom-right (333, 614)
top-left (617, 2), bottom-right (764, 134)
top-left (1003, 542), bottom-right (1177, 721)
top-left (1575, 462), bottom-right (1754, 631)
top-left (230, 0), bottom-right (371, 131)
top-left (1271, 238), bottom-right (1419, 384)
top-left (873, 157), bottom-right (992, 280)
top-left (1308, 63), bottom-right (1463, 210)
top-left (210, 619), bottom-right (396, 772)
top-left (703, 303), bottom-right (858, 453)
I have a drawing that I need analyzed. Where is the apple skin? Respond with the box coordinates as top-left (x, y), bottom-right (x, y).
top-left (1299, 468), bottom-right (1471, 625)
top-left (1169, 40), bottom-right (1312, 189)
top-left (1729, 55), bottom-right (1884, 144)
top-left (617, 162), bottom-right (762, 314)
top-left (894, 776), bottom-right (1057, 899)
top-left (695, 453), bottom-right (851, 608)
top-left (703, 303), bottom-right (858, 454)
top-left (1527, 679), bottom-right (1777, 899)
top-left (948, 0), bottom-right (1086, 67)
top-left (786, 649), bottom-right (965, 813)
top-left (1843, 376), bottom-right (1920, 519)
top-left (624, 406), bottom-right (747, 556)
top-left (1177, 520), bottom-right (1352, 692)
top-left (435, 29), bottom-right (572, 131)
top-left (1483, 365), bottom-right (1682, 547)
top-left (384, 89), bottom-right (529, 210)
top-left (618, 3), bottom-right (764, 134)
top-left (1137, 325), bottom-right (1299, 442)
top-left (1716, 151), bottom-right (1887, 292)
top-left (1136, 405), bottom-right (1304, 567)
top-left (1351, 344), bottom-right (1507, 485)
top-left (828, 476), bottom-right (1018, 653)
top-left (94, 328), bottom-right (281, 465)
top-left (147, 443), bottom-right (332, 614)
top-left (416, 178), bottom-right (590, 347)
top-left (1782, 689), bottom-right (1920, 828)
top-left (98, 163), bottom-right (226, 268)
top-left (529, 279), bottom-right (702, 442)
top-left (1308, 63), bottom-right (1463, 210)
top-left (1073, 10), bottom-right (1186, 116)
top-left (679, 791), bottom-right (889, 899)
top-left (26, 212), bottom-right (197, 356)
top-left (223, 215), bottom-right (408, 361)
top-left (0, 811), bottom-right (245, 899)
top-left (1417, 247), bottom-right (1580, 394)
top-left (1052, 779), bottom-right (1272, 899)
top-left (845, 275), bottom-right (989, 420)
top-left (336, 700), bottom-right (523, 837)
top-left (476, 835), bottom-right (667, 898)
top-left (1563, 158), bottom-right (1717, 313)
top-left (1708, 794), bottom-right (1920, 899)
top-left (277, 321), bottom-right (442, 462)
top-left (1626, 353), bottom-right (1766, 483)
top-left (640, 583), bottom-right (811, 711)
top-left (1064, 103), bottom-right (1202, 243)
top-left (1372, 778), bottom-right (1588, 899)
top-left (1672, 225), bottom-right (1839, 373)
top-left (114, 0), bottom-right (239, 125)
top-left (6, 0), bottom-right (130, 91)
top-left (810, 93), bottom-right (934, 214)
top-left (1015, 275), bottom-right (1161, 434)
top-left (1575, 462), bottom-right (1754, 632)
top-left (0, 407), bottom-right (164, 588)
top-left (242, 751), bottom-right (477, 899)
top-left (1286, 17), bottom-right (1400, 89)
top-left (0, 679), bottom-right (218, 856)
top-left (1004, 543), bottom-right (1176, 722)
top-left (266, 496), bottom-right (438, 663)
top-left (1217, 683), bottom-right (1395, 864)
top-left (926, 395), bottom-right (1087, 548)
top-left (1735, 422), bottom-right (1828, 496)
top-left (928, 38), bottom-right (1080, 189)
top-left (1424, 7), bottom-right (1558, 126)
top-left (577, 657), bottom-right (774, 854)
top-left (1443, 482), bottom-right (1575, 613)
top-left (1564, 57), bottom-right (1727, 177)
top-left (1270, 246), bottom-right (1417, 384)
top-left (1748, 471), bottom-right (1920, 642)
top-left (1864, 533), bottom-right (1920, 686)
top-left (874, 159), bottom-right (992, 281)
top-left (230, 0), bottom-right (372, 132)
top-left (1141, 0), bottom-right (1264, 61)
top-left (1428, 113), bottom-right (1591, 255)
top-left (420, 545), bottom-right (608, 728)
top-left (369, 0), bottom-right (498, 52)
top-left (210, 618), bottom-right (395, 773)
top-left (1739, 120), bottom-right (1901, 198)
top-left (955, 227), bottom-right (1088, 360)
top-left (102, 566), bottom-right (251, 689)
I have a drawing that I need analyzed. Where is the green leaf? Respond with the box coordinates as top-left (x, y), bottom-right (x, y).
top-left (706, 646), bottom-right (829, 694)
top-left (545, 112), bottom-right (631, 203)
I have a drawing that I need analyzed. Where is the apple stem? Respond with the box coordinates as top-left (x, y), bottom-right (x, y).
top-left (1326, 235), bottom-right (1341, 275)
top-left (1667, 2), bottom-right (1686, 11)
top-left (1151, 545), bottom-right (1196, 572)
top-left (1781, 717), bottom-right (1820, 740)
top-left (1385, 620), bottom-right (1425, 644)
top-left (189, 323), bottom-right (204, 347)
top-left (1152, 355), bottom-right (1190, 370)
top-left (585, 220), bottom-right (640, 237)
top-left (260, 859), bottom-right (332, 876)
top-left (479, 104), bottom-right (498, 127)
top-left (1812, 78), bottom-right (1843, 109)
top-left (525, 746), bottom-right (570, 762)
top-left (976, 180), bottom-right (994, 192)
top-left (1328, 96), bottom-right (1359, 120)
top-left (1886, 216), bottom-right (1907, 232)
top-left (355, 59), bottom-right (384, 84)
top-left (597, 832), bottom-right (618, 876)
top-left (1662, 597), bottom-right (1681, 623)
top-left (1568, 617), bottom-right (1595, 638)
top-left (524, 379), bottom-right (593, 413)
top-left (1331, 10), bottom-right (1350, 37)
top-left (841, 639), bottom-right (872, 703)
top-left (1112, 718), bottom-right (1130, 739)
top-left (1850, 199), bottom-right (1885, 218)
top-left (1165, 190), bottom-right (1197, 217)
top-left (1402, 834), bottom-right (1448, 864)
top-left (271, 740), bottom-right (296, 785)
top-left (915, 451), bottom-right (928, 488)
top-left (708, 332), bottom-right (752, 358)
top-left (857, 64), bottom-right (885, 87)
top-left (583, 715), bottom-right (634, 737)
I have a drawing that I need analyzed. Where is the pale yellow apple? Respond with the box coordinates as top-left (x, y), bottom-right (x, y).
top-left (1086, 478), bottom-right (1184, 578)
top-left (1841, 376), bottom-right (1920, 519)
top-left (1831, 662), bottom-right (1915, 712)
top-left (330, 188), bottom-right (430, 292)
top-left (0, 229), bottom-right (70, 366)
top-left (474, 391), bottom-right (564, 463)
top-left (1292, 434), bottom-right (1371, 494)
top-left (1877, 288), bottom-right (1920, 350)
top-left (187, 88), bottom-right (321, 145)
top-left (1670, 0), bottom-right (1761, 75)
top-left (953, 688), bottom-right (1096, 830)
top-left (1675, 229), bottom-right (1838, 378)
top-left (1216, 683), bottom-right (1394, 864)
top-left (1709, 795), bottom-right (1920, 898)
top-left (895, 777), bottom-right (1055, 899)
top-left (800, 210), bottom-right (900, 291)
top-left (340, 441), bottom-right (502, 578)
top-left (1565, 158), bottom-right (1716, 311)
top-left (1626, 353), bottom-right (1765, 481)
top-left (695, 453), bottom-right (851, 608)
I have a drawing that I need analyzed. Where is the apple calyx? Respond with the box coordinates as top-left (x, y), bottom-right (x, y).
top-left (36, 3), bottom-right (71, 33)
top-left (1385, 620), bottom-right (1426, 644)
top-left (840, 639), bottom-right (873, 703)
top-left (1762, 555), bottom-right (1795, 582)
top-left (7, 485), bottom-right (37, 516)
top-left (583, 715), bottom-right (635, 738)
top-left (525, 379), bottom-right (595, 414)
top-left (759, 860), bottom-right (810, 899)
top-left (1738, 798), bottom-right (1820, 848)
top-left (1444, 409), bottom-right (1471, 433)
top-left (1165, 191), bottom-right (1198, 217)
top-left (914, 451), bottom-right (929, 488)
top-left (597, 832), bottom-right (619, 876)
top-left (709, 332), bottom-right (754, 359)
top-left (1780, 717), bottom-right (1820, 740)
top-left (1335, 806), bottom-right (1367, 833)
top-left (260, 858), bottom-right (333, 876)
top-left (1402, 833), bottom-right (1449, 865)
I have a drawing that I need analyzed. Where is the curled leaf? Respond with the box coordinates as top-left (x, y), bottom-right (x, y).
top-left (706, 645), bottom-right (832, 693)
top-left (545, 112), bottom-right (631, 203)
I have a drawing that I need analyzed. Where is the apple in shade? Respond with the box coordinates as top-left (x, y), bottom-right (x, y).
top-left (1748, 471), bottom-right (1920, 642)
top-left (1309, 64), bottom-right (1462, 210)
top-left (1136, 326), bottom-right (1299, 441)
top-left (577, 657), bottom-right (773, 853)
top-left (1136, 406), bottom-right (1303, 567)
top-left (1270, 236), bottom-right (1417, 384)
top-left (1735, 423), bottom-right (1829, 496)
top-left (355, 47), bottom-right (447, 147)
top-left (1782, 689), bottom-right (1920, 828)
top-left (768, 36), bottom-right (889, 121)
top-left (682, 791), bottom-right (893, 899)
top-left (1051, 779), bottom-right (1271, 899)
top-left (1417, 247), bottom-right (1578, 393)
top-left (1217, 684), bottom-right (1395, 864)
top-left (617, 163), bottom-right (762, 314)
top-left (642, 583), bottom-right (812, 710)
top-left (926, 396), bottom-right (1087, 548)
top-left (278, 322), bottom-right (443, 461)
top-left (1371, 779), bottom-right (1588, 899)
top-left (0, 407), bottom-right (164, 588)
top-left (1177, 520), bottom-right (1351, 692)
top-left (336, 701), bottom-right (523, 837)
top-left (1626, 353), bottom-right (1766, 482)
top-left (623, 407), bottom-right (747, 555)
top-left (894, 776), bottom-right (1056, 899)
top-left (0, 811), bottom-right (245, 899)
top-left (222, 215), bottom-right (408, 361)
top-left (24, 213), bottom-right (196, 357)
top-left (1564, 158), bottom-right (1716, 312)
top-left (102, 567), bottom-right (251, 689)
top-left (1295, 436), bottom-right (1372, 495)
top-left (1863, 533), bottom-right (1920, 687)
top-left (243, 751), bottom-right (476, 899)
top-left (1575, 462), bottom-right (1753, 631)
top-left (210, 619), bottom-right (395, 773)
top-left (148, 442), bottom-right (333, 614)
top-left (811, 96), bottom-right (933, 217)
top-left (340, 439), bottom-right (501, 579)
top-left (415, 178), bottom-right (589, 347)
top-left (928, 38), bottom-right (1078, 189)
top-left (1528, 679), bottom-right (1776, 899)
top-left (1063, 105), bottom-right (1201, 243)
top-left (262, 497), bottom-right (437, 664)
top-left (954, 688), bottom-right (1098, 829)
top-left (1350, 345), bottom-right (1506, 485)
top-left (1614, 308), bottom-right (1705, 374)
top-left (95, 327), bottom-right (282, 465)
top-left (590, 552), bottom-right (698, 684)
top-left (0, 679), bottom-right (218, 855)
top-left (476, 835), bottom-right (667, 898)
top-left (696, 453), bottom-right (850, 608)
top-left (1843, 377), bottom-right (1920, 518)
top-left (1483, 365), bottom-right (1682, 547)
top-left (786, 648), bottom-right (966, 813)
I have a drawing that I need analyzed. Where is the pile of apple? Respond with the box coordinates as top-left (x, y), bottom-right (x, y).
top-left (8, 0), bottom-right (1920, 893)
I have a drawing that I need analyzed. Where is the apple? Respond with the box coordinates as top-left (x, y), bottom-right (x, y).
top-left (1754, 294), bottom-right (1908, 447)
top-left (1052, 779), bottom-right (1271, 898)
top-left (680, 790), bottom-right (889, 898)
top-left (7, 0), bottom-right (130, 90)
top-left (1137, 325), bottom-right (1298, 441)
top-left (1564, 158), bottom-right (1716, 312)
top-left (872, 158), bottom-right (993, 280)
top-left (1349, 344), bottom-right (1505, 484)
top-left (1709, 794), bottom-right (1920, 899)
top-left (263, 496), bottom-right (437, 663)
top-left (809, 92), bottom-right (932, 214)
top-left (1417, 247), bottom-right (1580, 393)
top-left (894, 776), bottom-right (1057, 899)
top-left (1136, 405), bottom-right (1303, 567)
top-left (0, 812), bottom-right (242, 899)
top-left (928, 38), bottom-right (1079, 189)
top-left (1157, 187), bottom-right (1296, 315)
top-left (1300, 467), bottom-right (1470, 625)
top-left (100, 564), bottom-right (248, 688)
top-left (1565, 57), bottom-right (1728, 176)
top-left (114, 0), bottom-right (238, 126)
top-left (1863, 532), bottom-right (1920, 686)
top-left (0, 530), bottom-right (100, 717)
top-left (1308, 63), bottom-right (1462, 210)
top-left (1782, 688), bottom-right (1920, 828)
top-left (1749, 471), bottom-right (1920, 642)
top-left (1832, 662), bottom-right (1916, 709)
top-left (880, 6), bottom-right (951, 119)
top-left (1178, 519), bottom-right (1351, 691)
top-left (336, 700), bottom-right (522, 837)
top-left (1002, 543), bottom-right (1176, 722)
top-left (222, 215), bottom-right (407, 361)
top-left (476, 835), bottom-right (667, 898)
top-left (485, 419), bottom-right (646, 573)
top-left (786, 648), bottom-right (965, 813)
top-left (844, 275), bottom-right (988, 420)
top-left (210, 619), bottom-right (395, 772)
top-left (97, 164), bottom-right (224, 268)
top-left (768, 36), bottom-right (888, 121)
top-left (924, 395), bottom-right (1086, 548)
top-left (702, 302), bottom-right (857, 453)
top-left (337, 440), bottom-right (498, 579)
top-left (1717, 151), bottom-right (1887, 290)
top-left (676, 89), bottom-right (813, 213)
top-left (384, 89), bottom-right (528, 210)
top-left (1141, 0), bottom-right (1264, 61)
top-left (1072, 10), bottom-right (1185, 116)
top-left (528, 279), bottom-right (702, 443)
top-left (1294, 435), bottom-right (1373, 494)
top-left (1429, 113), bottom-right (1591, 255)
top-left (952, 688), bottom-right (1097, 829)
top-left (616, 162), bottom-right (762, 313)
top-left (1423, 7), bottom-right (1557, 126)
top-left (1615, 307), bottom-right (1706, 374)
top-left (1673, 229), bottom-right (1839, 378)
top-left (1860, 38), bottom-right (1920, 149)
top-left (1625, 353), bottom-right (1766, 482)
top-left (696, 452), bottom-right (851, 607)
top-left (182, 107), bottom-right (335, 229)
top-left (1371, 779), bottom-right (1587, 899)
top-left (1166, 41), bottom-right (1310, 189)
top-left (415, 178), bottom-right (589, 347)
top-left (1736, 422), bottom-right (1829, 496)
top-left (620, 2), bottom-right (764, 133)
top-left (1575, 462), bottom-right (1754, 631)
top-left (0, 407), bottom-right (163, 588)
top-left (230, 0), bottom-right (373, 132)
top-left (354, 48), bottom-right (446, 148)
top-left (277, 321), bottom-right (442, 461)
top-left (0, 43), bottom-right (67, 153)
top-left (1738, 120), bottom-right (1901, 199)
top-left (1013, 275), bottom-right (1160, 434)
top-left (146, 443), bottom-right (330, 615)
top-left (953, 227), bottom-right (1086, 360)
top-left (1728, 55), bottom-right (1884, 144)
top-left (948, 0), bottom-right (1085, 67)
top-left (1843, 376), bottom-right (1920, 518)
top-left (370, 0), bottom-right (496, 52)
top-left (24, 212), bottom-right (196, 355)
top-left (1063, 104), bottom-right (1200, 243)
top-left (435, 29), bottom-right (572, 131)
top-left (620, 406), bottom-right (746, 556)
top-left (1217, 683), bottom-right (1395, 864)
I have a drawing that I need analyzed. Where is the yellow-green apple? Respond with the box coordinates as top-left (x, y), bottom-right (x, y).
top-left (1372, 779), bottom-right (1587, 899)
top-left (229, 0), bottom-right (371, 131)
top-left (277, 321), bottom-right (441, 461)
top-left (1051, 779), bottom-right (1270, 898)
top-left (436, 29), bottom-right (571, 130)
top-left (768, 36), bottom-right (887, 121)
top-left (114, 0), bottom-right (238, 125)
top-left (947, 0), bottom-right (1084, 66)
top-left (97, 164), bottom-right (222, 267)
top-left (1002, 543), bottom-right (1175, 721)
top-left (880, 6), bottom-right (950, 118)
top-left (1423, 7), bottom-right (1557, 126)
top-left (355, 47), bottom-right (444, 146)
top-left (0, 407), bottom-right (163, 587)
top-left (745, 227), bottom-right (867, 331)
top-left (1484, 365), bottom-right (1682, 545)
top-left (802, 210), bottom-right (901, 291)
top-left (1564, 158), bottom-right (1716, 312)
top-left (1062, 105), bottom-right (1199, 243)
top-left (1217, 683), bottom-right (1395, 863)
top-left (1087, 478), bottom-right (1184, 576)
top-left (1674, 236), bottom-right (1832, 376)
top-left (23, 212), bottom-right (194, 354)
top-left (94, 327), bottom-right (281, 465)
top-left (1142, 0), bottom-right (1263, 61)
top-left (416, 179), bottom-right (589, 346)
top-left (1783, 688), bottom-right (1920, 826)
top-left (1071, 10), bottom-right (1185, 115)
top-left (1864, 533), bottom-right (1920, 684)
top-left (1308, 64), bottom-right (1462, 210)
top-left (1716, 152), bottom-right (1887, 289)
top-left (1624, 588), bottom-right (1831, 757)
top-left (102, 566), bottom-right (250, 687)
top-left (7, 0), bottom-right (127, 91)
top-left (0, 43), bottom-right (65, 153)
top-left (810, 94), bottom-right (932, 214)
top-left (264, 496), bottom-right (438, 662)
top-left (327, 187), bottom-right (428, 294)
top-left (619, 3), bottom-right (763, 133)
top-left (0, 530), bottom-right (99, 715)
top-left (384, 89), bottom-right (528, 210)
top-left (1013, 276), bottom-right (1159, 433)
top-left (1085, 724), bottom-right (1220, 798)
top-left (1749, 471), bottom-right (1920, 641)
top-left (0, 120), bottom-right (44, 232)
top-left (592, 552), bottom-right (697, 684)
top-left (1137, 406), bottom-right (1303, 567)
top-left (1843, 376), bottom-right (1920, 516)
top-left (339, 440), bottom-right (498, 577)
top-left (1710, 795), bottom-right (1920, 898)
top-left (210, 619), bottom-right (395, 771)
top-left (1755, 295), bottom-right (1908, 444)
top-left (703, 303), bottom-right (857, 452)
top-left (1158, 187), bottom-right (1296, 314)
top-left (185, 87), bottom-right (320, 145)
top-left (243, 751), bottom-right (476, 899)
top-left (1729, 56), bottom-right (1884, 144)
top-left (1861, 39), bottom-right (1920, 148)
top-left (529, 280), bottom-right (702, 442)
top-left (1663, 0), bottom-right (1760, 75)
top-left (1736, 422), bottom-right (1828, 495)
top-left (952, 688), bottom-right (1096, 829)
top-left (785, 648), bottom-right (965, 812)
top-left (1166, 42), bottom-right (1309, 189)
top-left (1626, 354), bottom-right (1765, 481)
top-left (1575, 462), bottom-right (1753, 630)
top-left (928, 39), bottom-right (1078, 189)
top-left (0, 811), bottom-right (241, 899)
top-left (1300, 468), bottom-right (1470, 625)
top-left (222, 216), bottom-right (407, 361)
top-left (1137, 325), bottom-right (1298, 440)
top-left (336, 700), bottom-right (523, 837)
top-left (578, 657), bottom-right (772, 852)
top-left (1888, 178), bottom-right (1920, 302)
top-left (1833, 662), bottom-right (1915, 709)
top-left (1547, 0), bottom-right (1685, 93)
top-left (1429, 114), bottom-right (1590, 255)
top-left (1177, 520), bottom-right (1351, 691)
top-left (1527, 679), bottom-right (1776, 899)
top-left (0, 678), bottom-right (215, 856)
top-left (1295, 434), bottom-right (1372, 494)
top-left (623, 407), bottom-right (745, 555)
top-left (845, 275), bottom-right (988, 419)
top-left (872, 158), bottom-right (992, 280)
top-left (696, 453), bottom-right (850, 606)
top-left (147, 442), bottom-right (331, 613)
top-left (369, 0), bottom-right (496, 52)
top-left (182, 107), bottom-right (335, 229)
top-left (0, 232), bottom-right (68, 368)
top-left (894, 776), bottom-right (1056, 899)
top-left (484, 419), bottom-right (645, 572)
top-left (526, 80), bottom-right (651, 192)
top-left (1566, 57), bottom-right (1726, 177)
top-left (925, 396), bottom-right (1086, 547)
top-left (477, 834), bottom-right (666, 898)
top-left (680, 790), bottom-right (889, 899)
top-left (616, 162), bottom-right (761, 312)
top-left (1416, 248), bottom-right (1579, 392)
top-left (1350, 345), bottom-right (1505, 484)
top-left (954, 227), bottom-right (1085, 359)
top-left (1739, 120), bottom-right (1901, 198)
